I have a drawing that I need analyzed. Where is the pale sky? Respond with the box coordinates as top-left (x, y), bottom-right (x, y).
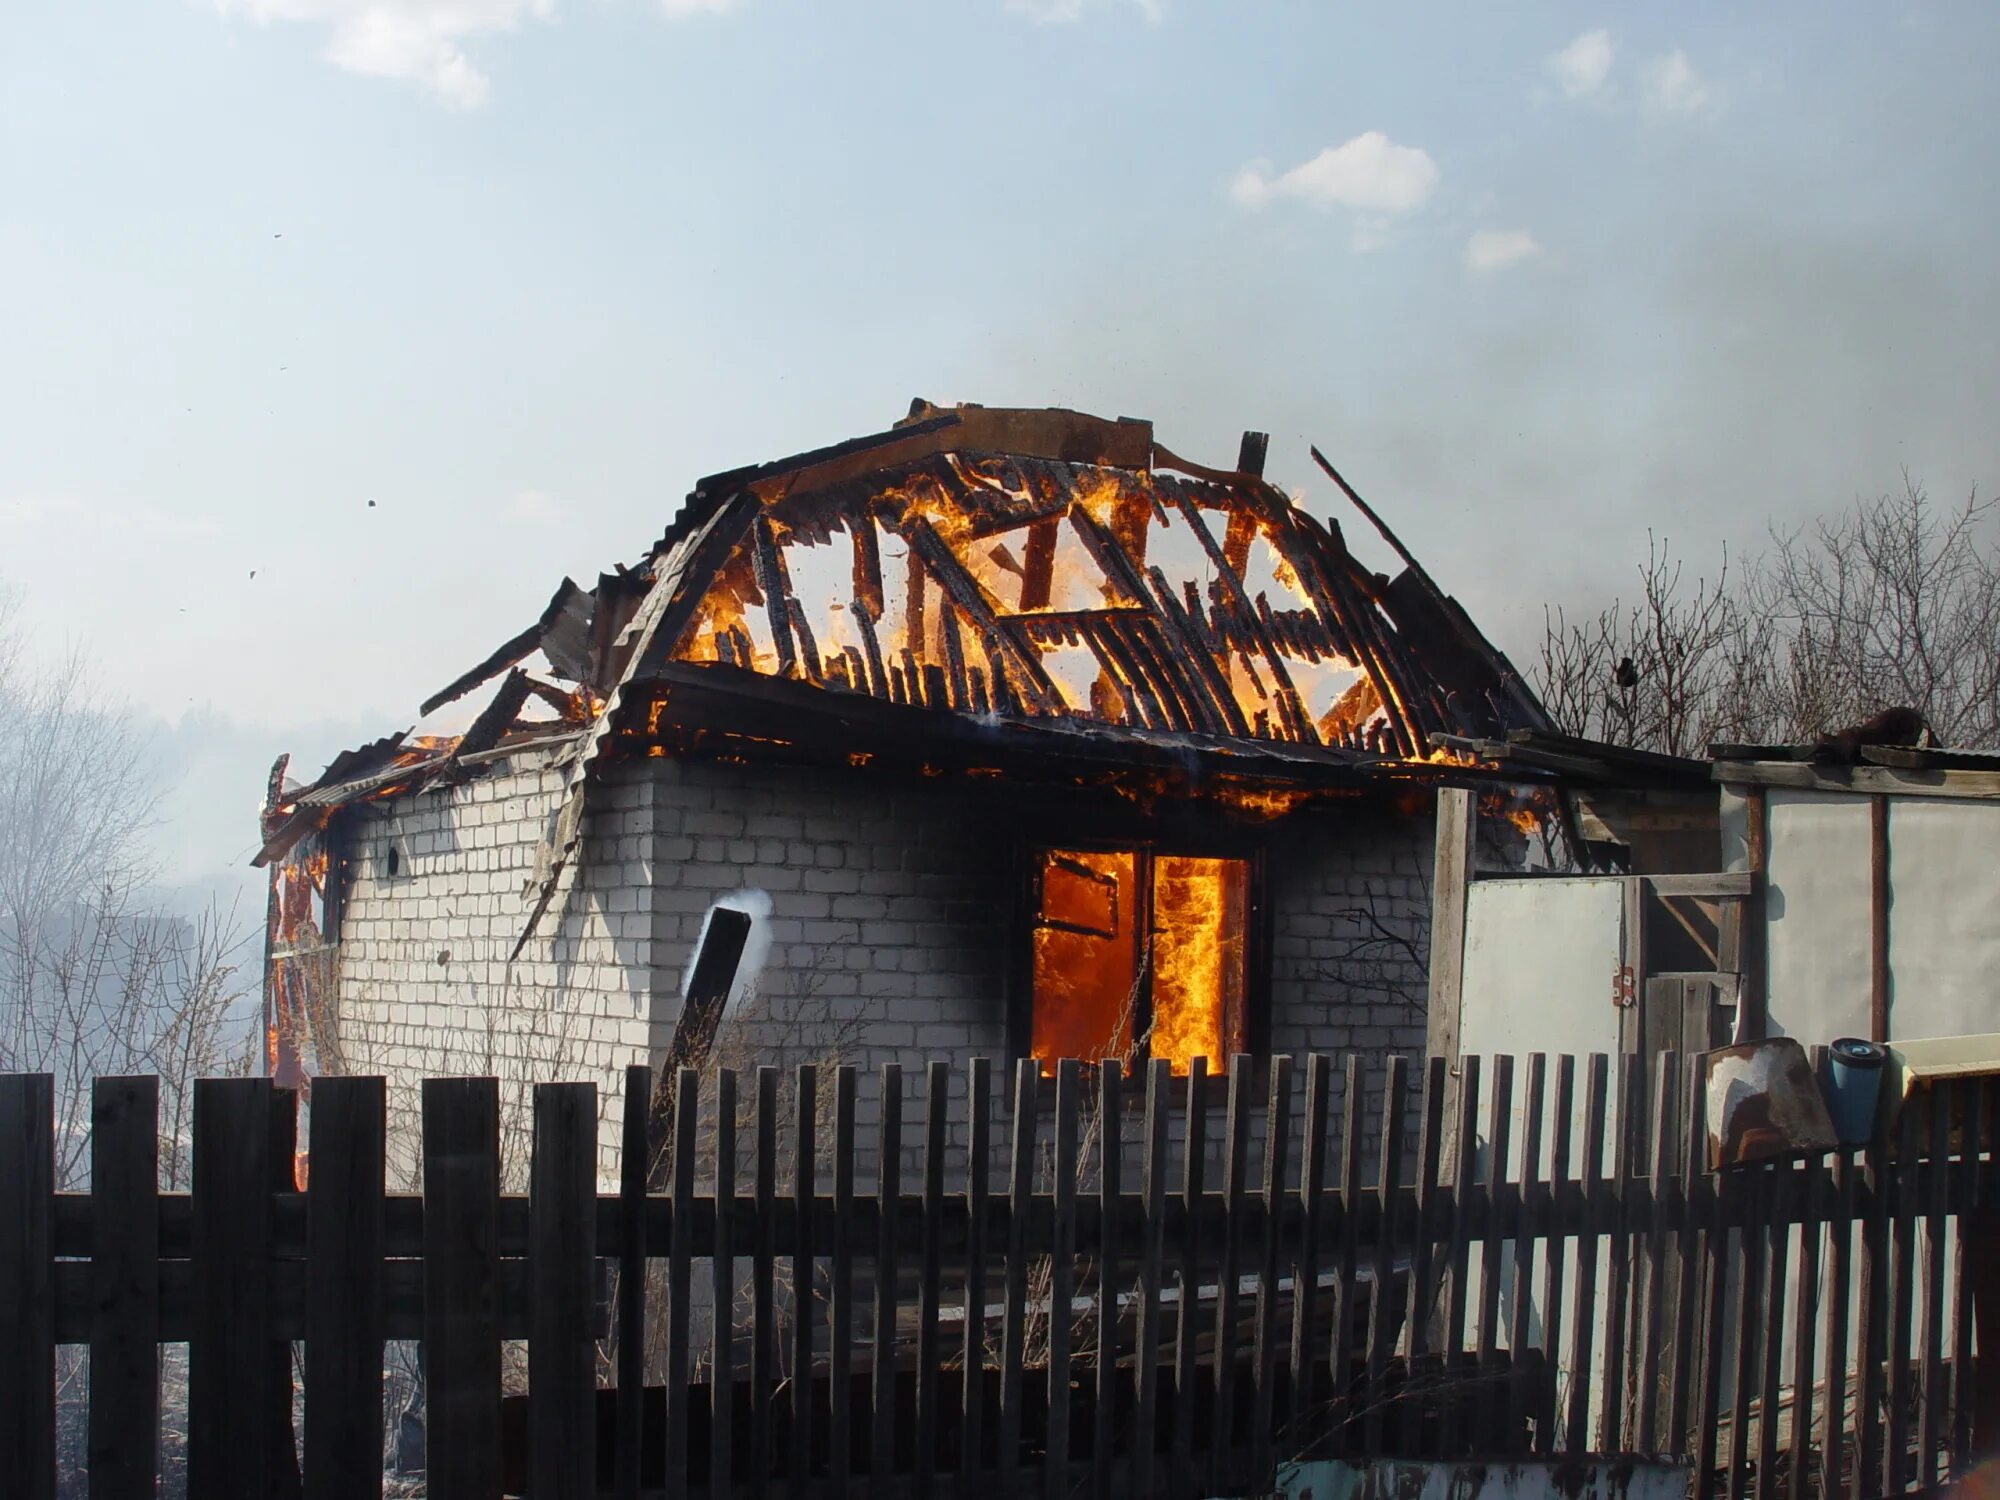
top-left (4, 2), bottom-right (1997, 892)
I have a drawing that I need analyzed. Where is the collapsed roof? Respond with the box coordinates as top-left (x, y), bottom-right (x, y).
top-left (258, 403), bottom-right (1554, 934)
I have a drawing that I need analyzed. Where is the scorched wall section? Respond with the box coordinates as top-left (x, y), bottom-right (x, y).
top-left (334, 752), bottom-right (665, 1182)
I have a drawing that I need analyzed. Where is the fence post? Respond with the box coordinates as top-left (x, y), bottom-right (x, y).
top-left (1046, 1058), bottom-right (1080, 1500)
top-left (530, 1081), bottom-right (598, 1500)
top-left (89, 1075), bottom-right (160, 1500)
top-left (304, 1075), bottom-right (386, 1500)
top-left (421, 1076), bottom-right (501, 1500)
top-left (616, 1065), bottom-right (650, 1500)
top-left (0, 1073), bottom-right (54, 1500)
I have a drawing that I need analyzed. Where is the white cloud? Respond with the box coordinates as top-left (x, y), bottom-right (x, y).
top-left (1642, 49), bottom-right (1716, 116)
top-left (1005, 0), bottom-right (1161, 20)
top-left (1231, 131), bottom-right (1440, 218)
top-left (1546, 28), bottom-right (1613, 98)
top-left (214, 0), bottom-right (742, 106)
top-left (1465, 229), bottom-right (1543, 272)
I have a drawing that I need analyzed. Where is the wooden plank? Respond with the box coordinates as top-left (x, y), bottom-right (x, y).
top-left (1952, 1082), bottom-right (1988, 1467)
top-left (1635, 1053), bottom-right (1676, 1456)
top-left (1852, 1136), bottom-right (1890, 1500)
top-left (792, 1067), bottom-right (819, 1494)
top-left (1290, 1055), bottom-right (1332, 1442)
top-left (828, 1068), bottom-right (854, 1491)
top-left (1871, 795), bottom-right (1890, 1040)
top-left (1508, 1055), bottom-right (1547, 1455)
top-left (89, 1076), bottom-right (160, 1500)
top-left (1741, 786), bottom-right (1770, 1039)
top-left (1537, 1057), bottom-right (1576, 1457)
top-left (1919, 1082), bottom-right (1952, 1490)
top-left (1252, 1055), bottom-right (1293, 1479)
top-left (1132, 1059), bottom-right (1172, 1500)
top-left (1426, 788), bottom-right (1476, 1082)
top-left (915, 1062), bottom-right (946, 1497)
top-left (1210, 1056), bottom-right (1252, 1485)
top-left (959, 1057), bottom-right (991, 1485)
top-left (870, 1063), bottom-right (907, 1472)
top-left (1565, 1056), bottom-right (1609, 1458)
top-left (1048, 1059), bottom-right (1081, 1500)
top-left (664, 1072), bottom-right (698, 1500)
top-left (1727, 1165), bottom-right (1769, 1498)
top-left (617, 1067), bottom-right (650, 1500)
top-left (1714, 759), bottom-right (2000, 801)
top-left (1598, 1053), bottom-right (1640, 1455)
top-left (0, 1074), bottom-right (55, 1500)
top-left (1819, 1147), bottom-right (1860, 1500)
top-left (1440, 1054), bottom-right (1482, 1455)
top-left (753, 1066), bottom-right (778, 1500)
top-left (1885, 1092), bottom-right (1921, 1493)
top-left (1755, 1164), bottom-right (1792, 1500)
top-left (531, 1082), bottom-right (598, 1500)
top-left (1642, 872), bottom-right (1757, 899)
top-left (1692, 1148), bottom-right (1732, 1500)
top-left (712, 1069), bottom-right (738, 1500)
top-left (1786, 1113), bottom-right (1826, 1500)
top-left (1019, 515), bottom-right (1059, 611)
top-left (999, 1060), bottom-right (1036, 1492)
top-left (1401, 1057), bottom-right (1448, 1455)
top-left (1364, 1056), bottom-right (1409, 1456)
top-left (1171, 1057), bottom-right (1209, 1491)
top-left (1095, 1059), bottom-right (1125, 1500)
top-left (1669, 1061), bottom-right (1707, 1461)
top-left (420, 1077), bottom-right (500, 1500)
top-left (189, 1078), bottom-right (276, 1500)
top-left (303, 1076), bottom-right (384, 1500)
top-left (1474, 1056), bottom-right (1514, 1452)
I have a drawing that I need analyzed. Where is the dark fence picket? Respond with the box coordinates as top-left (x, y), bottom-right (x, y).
top-left (959, 1056), bottom-right (991, 1488)
top-left (792, 1066), bottom-right (819, 1496)
top-left (89, 1076), bottom-right (160, 1500)
top-left (1094, 1058), bottom-right (1124, 1500)
top-left (1403, 1057), bottom-right (1447, 1457)
top-left (1251, 1054), bottom-right (1290, 1481)
top-left (665, 1072), bottom-right (698, 1500)
top-left (1132, 1059), bottom-right (1171, 1500)
top-left (1362, 1055), bottom-right (1407, 1457)
top-left (1170, 1056), bottom-right (1208, 1498)
top-left (0, 1074), bottom-right (55, 1500)
top-left (914, 1062), bottom-right (945, 1498)
top-left (711, 1068), bottom-right (738, 1500)
top-left (529, 1081), bottom-right (597, 1500)
top-left (999, 1060), bottom-right (1035, 1494)
top-left (189, 1077), bottom-right (278, 1500)
top-left (1046, 1058), bottom-right (1081, 1500)
top-left (303, 1075), bottom-right (384, 1500)
top-left (826, 1067), bottom-right (853, 1493)
top-left (1918, 1084), bottom-right (1952, 1490)
top-left (1537, 1055), bottom-right (1575, 1458)
top-left (421, 1076), bottom-right (501, 1500)
top-left (616, 1065), bottom-right (650, 1500)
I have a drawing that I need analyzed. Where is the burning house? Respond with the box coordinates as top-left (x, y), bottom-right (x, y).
top-left (257, 403), bottom-right (1556, 1167)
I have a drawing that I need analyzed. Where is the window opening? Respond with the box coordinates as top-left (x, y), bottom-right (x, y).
top-left (1028, 845), bottom-right (1250, 1075)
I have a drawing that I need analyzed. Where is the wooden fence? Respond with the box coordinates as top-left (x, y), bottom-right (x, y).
top-left (0, 1052), bottom-right (1992, 1499)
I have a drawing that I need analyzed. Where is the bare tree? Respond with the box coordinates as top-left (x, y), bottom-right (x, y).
top-left (0, 589), bottom-right (255, 1189)
top-left (1536, 479), bottom-right (2000, 754)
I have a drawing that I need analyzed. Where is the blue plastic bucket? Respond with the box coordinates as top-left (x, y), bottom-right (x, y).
top-left (1825, 1037), bottom-right (1887, 1146)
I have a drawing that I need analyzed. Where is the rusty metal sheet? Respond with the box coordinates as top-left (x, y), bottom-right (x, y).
top-left (1705, 1036), bottom-right (1838, 1169)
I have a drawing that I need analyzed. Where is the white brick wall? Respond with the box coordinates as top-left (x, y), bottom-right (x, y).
top-left (331, 751), bottom-right (1437, 1185)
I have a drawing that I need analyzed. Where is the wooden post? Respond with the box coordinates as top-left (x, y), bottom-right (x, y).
top-left (1870, 795), bottom-right (1891, 1042)
top-left (1426, 788), bottom-right (1475, 1076)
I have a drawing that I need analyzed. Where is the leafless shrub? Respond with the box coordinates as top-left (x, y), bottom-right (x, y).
top-left (1536, 479), bottom-right (2000, 753)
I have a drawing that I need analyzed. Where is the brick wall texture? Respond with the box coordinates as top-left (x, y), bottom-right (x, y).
top-left (333, 752), bottom-right (1435, 1183)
